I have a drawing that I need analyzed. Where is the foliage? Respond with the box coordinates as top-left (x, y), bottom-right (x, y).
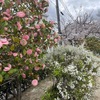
top-left (42, 86), bottom-right (58, 100)
top-left (85, 37), bottom-right (100, 55)
top-left (0, 0), bottom-right (60, 84)
top-left (42, 45), bottom-right (100, 100)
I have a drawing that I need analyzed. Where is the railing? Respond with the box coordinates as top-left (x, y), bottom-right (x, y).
top-left (0, 69), bottom-right (49, 100)
top-left (0, 76), bottom-right (32, 100)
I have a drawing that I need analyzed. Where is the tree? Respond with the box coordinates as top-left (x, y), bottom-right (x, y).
top-left (0, 0), bottom-right (60, 84)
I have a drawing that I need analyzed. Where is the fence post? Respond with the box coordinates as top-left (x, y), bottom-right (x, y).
top-left (16, 77), bottom-right (21, 100)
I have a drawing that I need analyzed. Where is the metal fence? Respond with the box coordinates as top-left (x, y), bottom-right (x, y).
top-left (0, 76), bottom-right (32, 100)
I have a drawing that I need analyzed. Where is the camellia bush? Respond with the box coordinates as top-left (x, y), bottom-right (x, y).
top-left (42, 45), bottom-right (100, 100)
top-left (0, 0), bottom-right (60, 86)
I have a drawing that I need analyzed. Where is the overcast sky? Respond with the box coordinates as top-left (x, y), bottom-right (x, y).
top-left (47, 0), bottom-right (100, 22)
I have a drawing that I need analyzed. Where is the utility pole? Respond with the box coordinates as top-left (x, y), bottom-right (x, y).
top-left (56, 0), bottom-right (62, 34)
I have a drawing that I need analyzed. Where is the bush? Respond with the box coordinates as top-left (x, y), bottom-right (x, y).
top-left (85, 37), bottom-right (100, 55)
top-left (0, 0), bottom-right (60, 84)
top-left (42, 45), bottom-right (100, 100)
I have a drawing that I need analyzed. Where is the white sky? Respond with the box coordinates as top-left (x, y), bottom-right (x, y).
top-left (47, 0), bottom-right (100, 22)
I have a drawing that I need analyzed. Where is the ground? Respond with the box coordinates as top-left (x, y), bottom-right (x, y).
top-left (21, 78), bottom-right (53, 100)
top-left (90, 67), bottom-right (100, 100)
top-left (21, 68), bottom-right (100, 100)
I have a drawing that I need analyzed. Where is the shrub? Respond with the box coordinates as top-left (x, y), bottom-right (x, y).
top-left (42, 45), bottom-right (100, 100)
top-left (85, 37), bottom-right (100, 55)
top-left (0, 0), bottom-right (60, 84)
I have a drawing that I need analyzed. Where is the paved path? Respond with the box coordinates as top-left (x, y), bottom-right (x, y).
top-left (21, 78), bottom-right (53, 100)
top-left (21, 68), bottom-right (100, 100)
top-left (91, 67), bottom-right (100, 100)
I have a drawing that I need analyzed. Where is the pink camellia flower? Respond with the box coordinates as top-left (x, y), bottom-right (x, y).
top-left (35, 24), bottom-right (40, 29)
top-left (22, 73), bottom-right (26, 79)
top-left (16, 11), bottom-right (25, 18)
top-left (6, 9), bottom-right (11, 14)
top-left (0, 38), bottom-right (9, 45)
top-left (3, 17), bottom-right (9, 21)
top-left (8, 64), bottom-right (11, 68)
top-left (25, 66), bottom-right (29, 70)
top-left (34, 66), bottom-right (40, 71)
top-left (34, 52), bottom-right (38, 57)
top-left (3, 16), bottom-right (12, 21)
top-left (0, 0), bottom-right (4, 4)
top-left (3, 64), bottom-right (12, 72)
top-left (3, 9), bottom-right (11, 17)
top-left (13, 53), bottom-right (18, 57)
top-left (20, 39), bottom-right (27, 46)
top-left (17, 22), bottom-right (22, 30)
top-left (8, 16), bottom-right (12, 20)
top-left (3, 12), bottom-right (10, 17)
top-left (0, 41), bottom-right (3, 48)
top-left (54, 38), bottom-right (58, 43)
top-left (26, 49), bottom-right (32, 55)
top-left (22, 35), bottom-right (29, 40)
top-left (37, 29), bottom-right (40, 32)
top-left (32, 79), bottom-right (38, 86)
top-left (36, 48), bottom-right (41, 53)
top-left (33, 32), bottom-right (38, 37)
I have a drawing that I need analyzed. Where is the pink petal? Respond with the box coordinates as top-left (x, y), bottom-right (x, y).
top-left (17, 22), bottom-right (22, 30)
top-left (16, 11), bottom-right (25, 18)
top-left (13, 53), bottom-right (18, 57)
top-left (32, 79), bottom-right (38, 86)
top-left (22, 35), bottom-right (29, 40)
top-left (22, 73), bottom-right (26, 78)
top-left (33, 33), bottom-right (38, 37)
top-left (26, 49), bottom-right (32, 55)
top-left (34, 66), bottom-right (40, 71)
top-left (20, 39), bottom-right (27, 46)
top-left (0, 38), bottom-right (9, 45)
top-left (0, 41), bottom-right (3, 48)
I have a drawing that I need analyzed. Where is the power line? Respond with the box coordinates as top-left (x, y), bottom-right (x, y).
top-left (49, 0), bottom-right (67, 23)
top-left (59, 0), bottom-right (74, 21)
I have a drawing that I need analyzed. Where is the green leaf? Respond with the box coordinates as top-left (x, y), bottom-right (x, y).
top-left (12, 37), bottom-right (19, 43)
top-left (10, 44), bottom-right (15, 51)
top-left (1, 71), bottom-right (6, 76)
top-left (8, 69), bottom-right (18, 75)
top-left (0, 74), bottom-right (3, 83)
top-left (23, 49), bottom-right (26, 55)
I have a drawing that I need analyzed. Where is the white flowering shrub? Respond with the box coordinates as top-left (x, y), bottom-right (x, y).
top-left (42, 45), bottom-right (100, 100)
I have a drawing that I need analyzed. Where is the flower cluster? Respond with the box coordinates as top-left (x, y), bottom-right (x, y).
top-left (0, 0), bottom-right (60, 85)
top-left (42, 45), bottom-right (100, 100)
